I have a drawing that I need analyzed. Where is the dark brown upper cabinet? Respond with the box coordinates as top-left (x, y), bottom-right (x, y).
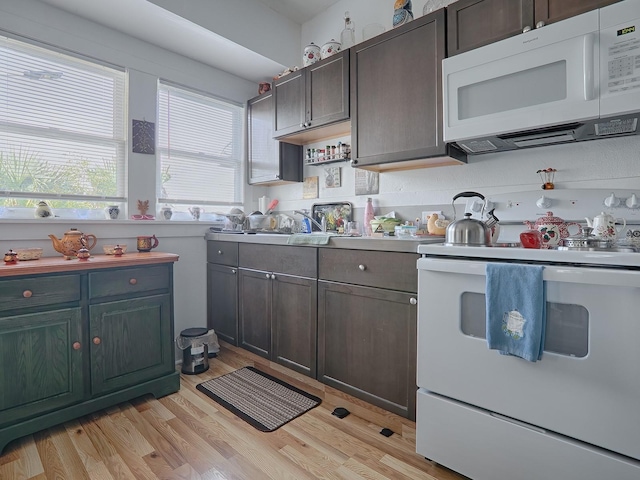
top-left (350, 8), bottom-right (466, 172)
top-left (447, 0), bottom-right (622, 56)
top-left (273, 49), bottom-right (350, 144)
top-left (246, 91), bottom-right (302, 185)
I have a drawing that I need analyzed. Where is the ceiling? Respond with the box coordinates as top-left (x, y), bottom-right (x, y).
top-left (256, 0), bottom-right (342, 24)
top-left (37, 0), bottom-right (342, 83)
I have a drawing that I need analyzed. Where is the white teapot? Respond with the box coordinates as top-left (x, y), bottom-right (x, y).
top-left (585, 212), bottom-right (627, 239)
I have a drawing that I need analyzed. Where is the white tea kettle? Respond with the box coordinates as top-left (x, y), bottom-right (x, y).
top-left (585, 212), bottom-right (626, 239)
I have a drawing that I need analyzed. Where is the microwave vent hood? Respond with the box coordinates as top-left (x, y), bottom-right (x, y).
top-left (456, 115), bottom-right (639, 154)
top-left (443, 0), bottom-right (640, 155)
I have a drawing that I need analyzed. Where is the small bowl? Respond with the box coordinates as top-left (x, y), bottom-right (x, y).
top-left (15, 248), bottom-right (43, 261)
top-left (103, 244), bottom-right (127, 255)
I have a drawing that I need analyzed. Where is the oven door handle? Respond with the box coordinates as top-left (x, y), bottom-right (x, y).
top-left (419, 258), bottom-right (640, 288)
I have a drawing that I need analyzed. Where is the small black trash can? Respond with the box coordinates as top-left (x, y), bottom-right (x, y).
top-left (177, 327), bottom-right (209, 374)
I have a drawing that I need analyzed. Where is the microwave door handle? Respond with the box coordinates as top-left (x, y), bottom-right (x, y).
top-left (583, 33), bottom-right (597, 101)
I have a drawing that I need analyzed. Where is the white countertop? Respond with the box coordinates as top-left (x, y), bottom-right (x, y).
top-left (205, 231), bottom-right (445, 253)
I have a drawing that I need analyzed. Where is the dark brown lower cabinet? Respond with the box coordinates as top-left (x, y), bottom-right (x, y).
top-left (237, 243), bottom-right (317, 378)
top-left (207, 263), bottom-right (238, 345)
top-left (317, 281), bottom-right (417, 420)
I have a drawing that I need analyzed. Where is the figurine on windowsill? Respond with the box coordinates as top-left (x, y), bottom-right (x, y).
top-left (131, 199), bottom-right (155, 220)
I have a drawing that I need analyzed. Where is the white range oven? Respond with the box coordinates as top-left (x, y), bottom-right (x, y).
top-left (416, 244), bottom-right (640, 480)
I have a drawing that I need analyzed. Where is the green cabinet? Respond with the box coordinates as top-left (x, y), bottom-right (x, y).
top-left (89, 295), bottom-right (173, 396)
top-left (0, 257), bottom-right (179, 454)
top-left (0, 308), bottom-right (84, 427)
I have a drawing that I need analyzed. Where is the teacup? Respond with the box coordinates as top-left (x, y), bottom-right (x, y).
top-left (137, 235), bottom-right (159, 252)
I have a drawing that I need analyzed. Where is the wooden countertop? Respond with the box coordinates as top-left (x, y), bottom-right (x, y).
top-left (0, 252), bottom-right (179, 278)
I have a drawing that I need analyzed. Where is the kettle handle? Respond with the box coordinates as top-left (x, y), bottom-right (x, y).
top-left (81, 234), bottom-right (97, 250)
top-left (452, 191), bottom-right (485, 202)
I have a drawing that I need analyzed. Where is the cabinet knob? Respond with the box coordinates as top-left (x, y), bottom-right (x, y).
top-left (23, 290), bottom-right (33, 298)
top-left (271, 274), bottom-right (276, 280)
top-left (93, 337), bottom-right (101, 345)
top-left (300, 123), bottom-right (305, 128)
top-left (73, 342), bottom-right (81, 350)
top-left (266, 273), bottom-right (271, 279)
top-left (217, 250), bottom-right (223, 255)
top-left (358, 264), bottom-right (366, 271)
top-left (231, 269), bottom-right (236, 274)
top-left (535, 21), bottom-right (545, 29)
top-left (410, 297), bottom-right (417, 305)
top-left (129, 278), bottom-right (137, 285)
top-left (522, 25), bottom-right (532, 33)
top-left (350, 159), bottom-right (358, 166)
top-left (275, 174), bottom-right (280, 179)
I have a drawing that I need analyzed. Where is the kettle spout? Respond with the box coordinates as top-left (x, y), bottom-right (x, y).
top-left (584, 217), bottom-right (593, 228)
top-left (48, 234), bottom-right (62, 253)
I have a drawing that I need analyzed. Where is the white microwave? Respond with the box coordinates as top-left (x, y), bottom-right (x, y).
top-left (443, 0), bottom-right (640, 154)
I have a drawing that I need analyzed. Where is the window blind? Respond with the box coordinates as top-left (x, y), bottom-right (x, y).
top-left (157, 82), bottom-right (244, 207)
top-left (0, 35), bottom-right (126, 206)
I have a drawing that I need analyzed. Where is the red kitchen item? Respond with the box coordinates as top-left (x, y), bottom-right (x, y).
top-left (520, 230), bottom-right (543, 249)
top-left (265, 199), bottom-right (279, 214)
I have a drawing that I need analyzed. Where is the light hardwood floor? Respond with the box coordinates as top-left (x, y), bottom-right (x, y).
top-left (0, 341), bottom-right (468, 480)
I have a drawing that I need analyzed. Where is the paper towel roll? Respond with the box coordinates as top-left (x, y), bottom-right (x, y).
top-left (258, 196), bottom-right (270, 214)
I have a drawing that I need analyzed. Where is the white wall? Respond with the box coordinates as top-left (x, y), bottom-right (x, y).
top-left (265, 0), bottom-right (640, 222)
top-left (148, 0), bottom-right (302, 68)
top-left (0, 0), bottom-right (258, 343)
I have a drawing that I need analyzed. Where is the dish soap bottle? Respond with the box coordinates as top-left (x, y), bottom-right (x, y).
top-left (364, 197), bottom-right (375, 236)
top-left (340, 11), bottom-right (355, 49)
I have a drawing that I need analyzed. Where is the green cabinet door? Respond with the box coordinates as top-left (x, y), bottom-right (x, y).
top-left (89, 294), bottom-right (173, 396)
top-left (0, 308), bottom-right (84, 427)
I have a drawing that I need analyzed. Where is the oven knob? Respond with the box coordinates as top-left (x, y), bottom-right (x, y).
top-left (604, 192), bottom-right (620, 208)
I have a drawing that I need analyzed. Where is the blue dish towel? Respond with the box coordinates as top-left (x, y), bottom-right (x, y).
top-left (485, 263), bottom-right (546, 362)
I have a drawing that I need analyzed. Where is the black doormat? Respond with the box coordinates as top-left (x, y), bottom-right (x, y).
top-left (196, 366), bottom-right (321, 432)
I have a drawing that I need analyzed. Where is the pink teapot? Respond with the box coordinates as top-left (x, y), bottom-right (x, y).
top-left (524, 211), bottom-right (582, 249)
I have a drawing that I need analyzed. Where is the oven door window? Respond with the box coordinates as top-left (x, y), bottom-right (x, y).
top-left (460, 292), bottom-right (589, 357)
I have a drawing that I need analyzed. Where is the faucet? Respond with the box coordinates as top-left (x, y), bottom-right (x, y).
top-left (293, 210), bottom-right (325, 232)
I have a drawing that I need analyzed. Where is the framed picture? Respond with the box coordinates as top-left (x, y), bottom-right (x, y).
top-left (132, 119), bottom-right (155, 154)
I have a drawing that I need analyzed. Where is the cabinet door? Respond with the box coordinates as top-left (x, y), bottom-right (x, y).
top-left (317, 282), bottom-right (417, 420)
top-left (247, 91), bottom-right (278, 184)
top-left (238, 269), bottom-right (271, 358)
top-left (89, 294), bottom-right (173, 396)
top-left (306, 49), bottom-right (349, 130)
top-left (272, 274), bottom-right (317, 378)
top-left (447, 0), bottom-right (533, 56)
top-left (534, 0), bottom-right (621, 26)
top-left (0, 308), bottom-right (84, 427)
top-left (273, 69), bottom-right (306, 137)
top-left (207, 263), bottom-right (238, 345)
top-left (351, 10), bottom-right (450, 168)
